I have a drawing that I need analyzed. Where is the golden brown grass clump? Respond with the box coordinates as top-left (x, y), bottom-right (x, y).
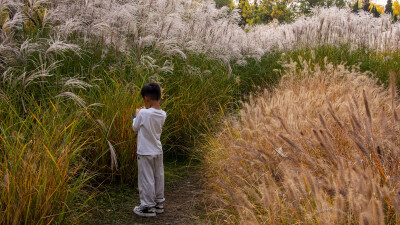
top-left (203, 57), bottom-right (400, 224)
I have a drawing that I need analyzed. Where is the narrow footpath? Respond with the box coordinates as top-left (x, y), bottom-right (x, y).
top-left (87, 168), bottom-right (207, 225)
top-left (134, 173), bottom-right (206, 225)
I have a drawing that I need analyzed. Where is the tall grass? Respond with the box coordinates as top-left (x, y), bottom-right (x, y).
top-left (231, 44), bottom-right (400, 101)
top-left (161, 53), bottom-right (237, 155)
top-left (0, 99), bottom-right (94, 224)
top-left (284, 44), bottom-right (400, 87)
top-left (203, 57), bottom-right (400, 224)
top-left (4, 0), bottom-right (400, 223)
top-left (0, 1), bottom-right (238, 221)
top-left (0, 45), bottom-right (237, 223)
top-left (76, 51), bottom-right (237, 183)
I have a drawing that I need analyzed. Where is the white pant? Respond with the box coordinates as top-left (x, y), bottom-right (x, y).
top-left (137, 154), bottom-right (165, 207)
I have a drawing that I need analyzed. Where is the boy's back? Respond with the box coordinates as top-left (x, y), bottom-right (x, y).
top-left (132, 83), bottom-right (167, 217)
top-left (133, 107), bottom-right (166, 155)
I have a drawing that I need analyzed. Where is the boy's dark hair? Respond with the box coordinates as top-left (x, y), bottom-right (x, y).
top-left (141, 83), bottom-right (161, 100)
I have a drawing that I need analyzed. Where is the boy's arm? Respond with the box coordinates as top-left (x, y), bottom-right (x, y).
top-left (132, 112), bottom-right (143, 132)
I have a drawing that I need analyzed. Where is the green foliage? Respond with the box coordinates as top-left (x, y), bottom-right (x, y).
top-left (161, 54), bottom-right (237, 156)
top-left (335, 0), bottom-right (347, 8)
top-left (283, 44), bottom-right (400, 87)
top-left (363, 0), bottom-right (371, 12)
top-left (296, 0), bottom-right (346, 15)
top-left (352, 0), bottom-right (360, 13)
top-left (232, 44), bottom-right (400, 98)
top-left (386, 0), bottom-right (393, 14)
top-left (271, 1), bottom-right (294, 23)
top-left (238, 0), bottom-right (251, 26)
top-left (237, 0), bottom-right (349, 25)
top-left (238, 0), bottom-right (294, 26)
top-left (214, 0), bottom-right (233, 8)
top-left (232, 53), bottom-right (283, 95)
top-left (372, 5), bottom-right (381, 17)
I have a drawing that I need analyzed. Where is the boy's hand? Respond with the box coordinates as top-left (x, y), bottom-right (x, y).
top-left (135, 107), bottom-right (145, 115)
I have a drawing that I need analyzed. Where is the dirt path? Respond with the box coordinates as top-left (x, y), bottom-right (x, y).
top-left (133, 173), bottom-right (206, 225)
top-left (86, 168), bottom-right (207, 225)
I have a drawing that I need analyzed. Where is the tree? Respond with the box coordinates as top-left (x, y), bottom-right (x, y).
top-left (271, 0), bottom-right (293, 23)
top-left (352, 0), bottom-right (360, 13)
top-left (394, 0), bottom-right (400, 15)
top-left (372, 5), bottom-right (381, 17)
top-left (335, 0), bottom-right (347, 8)
top-left (238, 0), bottom-right (251, 26)
top-left (298, 0), bottom-right (332, 15)
top-left (385, 0), bottom-right (393, 14)
top-left (363, 0), bottom-right (370, 12)
top-left (237, 0), bottom-right (294, 26)
top-left (297, 0), bottom-right (337, 15)
top-left (250, 1), bottom-right (273, 24)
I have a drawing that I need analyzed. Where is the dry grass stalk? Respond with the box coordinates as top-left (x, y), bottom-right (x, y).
top-left (203, 59), bottom-right (400, 224)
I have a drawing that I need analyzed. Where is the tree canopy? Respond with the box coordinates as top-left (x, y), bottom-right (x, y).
top-left (385, 0), bottom-right (393, 14)
top-left (238, 0), bottom-right (293, 26)
top-left (229, 0), bottom-right (400, 26)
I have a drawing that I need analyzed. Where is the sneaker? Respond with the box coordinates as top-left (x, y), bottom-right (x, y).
top-left (155, 203), bottom-right (164, 213)
top-left (133, 205), bottom-right (156, 217)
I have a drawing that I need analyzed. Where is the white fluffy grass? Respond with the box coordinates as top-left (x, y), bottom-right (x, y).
top-left (4, 1), bottom-right (399, 62)
top-left (43, 1), bottom-right (400, 59)
top-left (2, 0), bottom-right (400, 77)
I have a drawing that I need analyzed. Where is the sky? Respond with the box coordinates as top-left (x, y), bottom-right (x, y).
top-left (373, 0), bottom-right (388, 5)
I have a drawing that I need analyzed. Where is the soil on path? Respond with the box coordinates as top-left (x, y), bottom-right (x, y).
top-left (86, 168), bottom-right (208, 225)
top-left (134, 172), bottom-right (206, 225)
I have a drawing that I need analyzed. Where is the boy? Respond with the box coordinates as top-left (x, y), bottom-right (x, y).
top-left (132, 83), bottom-right (167, 217)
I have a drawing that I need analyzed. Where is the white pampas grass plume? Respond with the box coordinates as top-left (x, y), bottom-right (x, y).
top-left (107, 140), bottom-right (118, 171)
top-left (45, 37), bottom-right (81, 57)
top-left (62, 77), bottom-right (92, 90)
top-left (55, 91), bottom-right (86, 107)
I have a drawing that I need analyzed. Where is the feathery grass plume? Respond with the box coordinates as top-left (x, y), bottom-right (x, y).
top-left (62, 77), bottom-right (92, 90)
top-left (45, 36), bottom-right (81, 58)
top-left (15, 39), bottom-right (40, 63)
top-left (20, 61), bottom-right (58, 88)
top-left (55, 91), bottom-right (86, 107)
top-left (107, 140), bottom-right (118, 171)
top-left (203, 58), bottom-right (400, 224)
top-left (96, 119), bottom-right (107, 132)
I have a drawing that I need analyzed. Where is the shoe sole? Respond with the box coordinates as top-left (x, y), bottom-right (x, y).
top-left (133, 209), bottom-right (156, 217)
top-left (155, 209), bottom-right (164, 213)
